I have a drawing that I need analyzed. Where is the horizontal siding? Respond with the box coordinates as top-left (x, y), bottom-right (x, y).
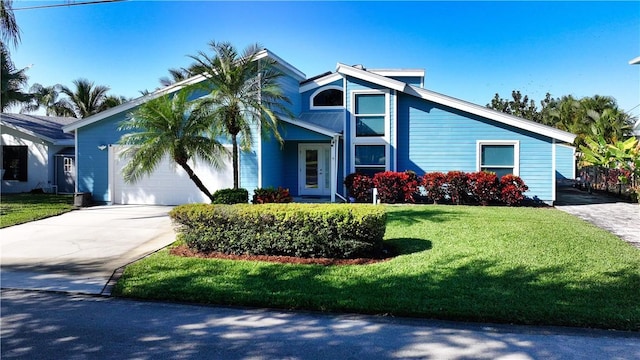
top-left (261, 135), bottom-right (284, 189)
top-left (279, 73), bottom-right (302, 116)
top-left (555, 144), bottom-right (576, 180)
top-left (397, 93), bottom-right (555, 202)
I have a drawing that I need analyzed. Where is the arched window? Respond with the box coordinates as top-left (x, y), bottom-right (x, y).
top-left (311, 86), bottom-right (344, 109)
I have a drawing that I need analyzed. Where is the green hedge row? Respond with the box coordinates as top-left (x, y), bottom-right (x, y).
top-left (169, 203), bottom-right (387, 259)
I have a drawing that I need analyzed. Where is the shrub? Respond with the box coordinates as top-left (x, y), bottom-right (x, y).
top-left (469, 171), bottom-right (500, 205)
top-left (169, 203), bottom-right (387, 259)
top-left (373, 171), bottom-right (419, 203)
top-left (211, 188), bottom-right (249, 204)
top-left (344, 173), bottom-right (374, 203)
top-left (251, 187), bottom-right (293, 204)
top-left (445, 171), bottom-right (470, 205)
top-left (422, 172), bottom-right (447, 204)
top-left (499, 175), bottom-right (529, 206)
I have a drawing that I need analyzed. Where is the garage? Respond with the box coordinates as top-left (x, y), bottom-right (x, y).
top-left (109, 145), bottom-right (234, 205)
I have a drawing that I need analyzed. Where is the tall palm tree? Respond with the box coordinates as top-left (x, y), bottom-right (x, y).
top-left (159, 67), bottom-right (192, 87)
top-left (21, 83), bottom-right (72, 116)
top-left (0, 0), bottom-right (20, 48)
top-left (1, 42), bottom-right (30, 111)
top-left (59, 78), bottom-right (111, 118)
top-left (189, 41), bottom-right (292, 189)
top-left (117, 86), bottom-right (228, 201)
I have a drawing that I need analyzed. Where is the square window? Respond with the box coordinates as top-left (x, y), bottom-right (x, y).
top-left (479, 143), bottom-right (517, 177)
top-left (356, 116), bottom-right (385, 137)
top-left (2, 145), bottom-right (28, 181)
top-left (355, 94), bottom-right (385, 114)
top-left (355, 145), bottom-right (385, 166)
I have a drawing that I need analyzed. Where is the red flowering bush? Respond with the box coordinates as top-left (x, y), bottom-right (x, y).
top-left (445, 171), bottom-right (469, 205)
top-left (344, 173), bottom-right (374, 203)
top-left (469, 171), bottom-right (499, 205)
top-left (252, 187), bottom-right (293, 204)
top-left (422, 172), bottom-right (447, 204)
top-left (499, 175), bottom-right (529, 206)
top-left (373, 171), bottom-right (420, 203)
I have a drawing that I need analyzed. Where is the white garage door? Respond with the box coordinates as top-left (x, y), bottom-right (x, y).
top-left (110, 145), bottom-right (234, 205)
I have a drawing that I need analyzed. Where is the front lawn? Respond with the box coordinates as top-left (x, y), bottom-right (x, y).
top-left (114, 205), bottom-right (640, 331)
top-left (0, 193), bottom-right (75, 228)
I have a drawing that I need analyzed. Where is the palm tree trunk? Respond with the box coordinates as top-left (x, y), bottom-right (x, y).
top-left (177, 161), bottom-right (214, 202)
top-left (232, 134), bottom-right (239, 189)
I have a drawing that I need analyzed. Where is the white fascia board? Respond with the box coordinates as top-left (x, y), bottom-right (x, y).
top-left (257, 49), bottom-right (306, 80)
top-left (299, 73), bottom-right (344, 93)
top-left (404, 86), bottom-right (577, 144)
top-left (369, 69), bottom-right (425, 78)
top-left (1, 121), bottom-right (58, 144)
top-left (629, 56), bottom-right (640, 65)
top-left (280, 117), bottom-right (339, 138)
top-left (335, 63), bottom-right (408, 92)
top-left (62, 74), bottom-right (207, 133)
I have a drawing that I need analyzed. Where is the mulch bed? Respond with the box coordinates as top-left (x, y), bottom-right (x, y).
top-left (169, 244), bottom-right (395, 266)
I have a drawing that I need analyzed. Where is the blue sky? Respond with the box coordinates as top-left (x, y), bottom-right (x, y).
top-left (10, 1), bottom-right (640, 118)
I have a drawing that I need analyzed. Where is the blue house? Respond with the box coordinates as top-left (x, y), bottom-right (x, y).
top-left (62, 49), bottom-right (576, 205)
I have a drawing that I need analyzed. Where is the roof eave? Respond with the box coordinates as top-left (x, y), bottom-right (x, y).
top-left (281, 117), bottom-right (339, 138)
top-left (1, 120), bottom-right (59, 144)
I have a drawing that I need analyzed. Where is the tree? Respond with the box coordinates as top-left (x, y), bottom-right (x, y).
top-left (487, 90), bottom-right (550, 123)
top-left (188, 41), bottom-right (292, 189)
top-left (0, 0), bottom-right (20, 48)
top-left (21, 83), bottom-right (73, 116)
top-left (159, 67), bottom-right (191, 87)
top-left (59, 78), bottom-right (113, 118)
top-left (117, 86), bottom-right (228, 202)
top-left (1, 42), bottom-right (31, 111)
top-left (580, 135), bottom-right (640, 199)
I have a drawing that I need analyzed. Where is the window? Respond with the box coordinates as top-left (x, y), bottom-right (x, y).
top-left (2, 145), bottom-right (28, 181)
top-left (354, 94), bottom-right (385, 137)
top-left (311, 87), bottom-right (343, 108)
top-left (477, 141), bottom-right (519, 178)
top-left (354, 145), bottom-right (386, 177)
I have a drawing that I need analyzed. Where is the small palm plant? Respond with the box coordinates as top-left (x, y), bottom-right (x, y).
top-left (117, 86), bottom-right (229, 202)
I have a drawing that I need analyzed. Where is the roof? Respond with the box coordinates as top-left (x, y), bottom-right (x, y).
top-left (629, 56), bottom-right (640, 65)
top-left (1, 113), bottom-right (75, 145)
top-left (63, 49), bottom-right (306, 133)
top-left (297, 112), bottom-right (343, 134)
top-left (334, 63), bottom-right (577, 144)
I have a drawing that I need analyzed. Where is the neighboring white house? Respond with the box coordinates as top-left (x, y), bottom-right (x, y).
top-left (1, 113), bottom-right (76, 194)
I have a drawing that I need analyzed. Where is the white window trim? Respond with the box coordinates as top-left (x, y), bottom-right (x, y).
top-left (476, 140), bottom-right (520, 176)
top-left (350, 89), bottom-right (390, 174)
top-left (310, 85), bottom-right (344, 110)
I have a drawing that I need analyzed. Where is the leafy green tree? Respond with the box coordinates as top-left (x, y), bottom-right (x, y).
top-left (159, 67), bottom-right (192, 87)
top-left (117, 86), bottom-right (228, 201)
top-left (1, 42), bottom-right (31, 111)
top-left (188, 41), bottom-right (292, 189)
top-left (0, 0), bottom-right (20, 48)
top-left (580, 135), bottom-right (640, 199)
top-left (487, 90), bottom-right (551, 123)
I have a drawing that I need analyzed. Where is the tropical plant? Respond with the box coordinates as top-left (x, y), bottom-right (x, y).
top-left (159, 67), bottom-right (192, 87)
top-left (579, 136), bottom-right (640, 199)
top-left (1, 42), bottom-right (31, 111)
top-left (189, 41), bottom-right (292, 189)
top-left (117, 86), bottom-right (229, 202)
top-left (58, 78), bottom-right (122, 118)
top-left (20, 83), bottom-right (71, 116)
top-left (0, 0), bottom-right (20, 48)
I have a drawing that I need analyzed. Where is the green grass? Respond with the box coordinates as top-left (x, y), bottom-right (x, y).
top-left (0, 193), bottom-right (75, 228)
top-left (114, 205), bottom-right (640, 331)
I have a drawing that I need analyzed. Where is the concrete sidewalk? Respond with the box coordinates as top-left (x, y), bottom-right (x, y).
top-left (555, 186), bottom-right (640, 248)
top-left (0, 205), bottom-right (176, 295)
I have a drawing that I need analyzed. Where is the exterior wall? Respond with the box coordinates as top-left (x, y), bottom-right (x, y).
top-left (301, 79), bottom-right (343, 111)
top-left (1, 127), bottom-right (52, 193)
top-left (555, 143), bottom-right (576, 180)
top-left (279, 72), bottom-right (303, 115)
top-left (387, 76), bottom-right (422, 87)
top-left (396, 93), bottom-right (557, 202)
top-left (344, 76), bottom-right (396, 174)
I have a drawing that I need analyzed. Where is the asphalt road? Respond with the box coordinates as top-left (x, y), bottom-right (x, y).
top-left (2, 289), bottom-right (639, 360)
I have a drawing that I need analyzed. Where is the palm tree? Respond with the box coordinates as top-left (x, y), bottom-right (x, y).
top-left (1, 42), bottom-right (31, 111)
top-left (21, 83), bottom-right (72, 116)
top-left (59, 78), bottom-right (111, 118)
top-left (0, 0), bottom-right (20, 48)
top-left (117, 86), bottom-right (228, 201)
top-left (189, 41), bottom-right (292, 189)
top-left (159, 67), bottom-right (192, 87)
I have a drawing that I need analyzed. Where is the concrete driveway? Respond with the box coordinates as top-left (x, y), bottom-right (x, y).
top-left (1, 205), bottom-right (176, 295)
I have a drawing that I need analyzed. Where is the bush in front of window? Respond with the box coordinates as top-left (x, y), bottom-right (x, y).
top-left (422, 172), bottom-right (447, 204)
top-left (373, 171), bottom-right (420, 204)
top-left (211, 188), bottom-right (249, 204)
top-left (344, 173), bottom-right (374, 203)
top-left (169, 203), bottom-right (387, 259)
top-left (468, 171), bottom-right (500, 205)
top-left (499, 174), bottom-right (529, 206)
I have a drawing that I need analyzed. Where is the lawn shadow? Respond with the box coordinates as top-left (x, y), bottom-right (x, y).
top-left (385, 206), bottom-right (464, 226)
top-left (384, 238), bottom-right (432, 256)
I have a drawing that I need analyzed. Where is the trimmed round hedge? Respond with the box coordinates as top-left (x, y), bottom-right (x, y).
top-left (169, 203), bottom-right (387, 259)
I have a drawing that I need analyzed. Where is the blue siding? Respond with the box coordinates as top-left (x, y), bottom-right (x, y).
top-left (388, 76), bottom-right (422, 87)
top-left (260, 135), bottom-right (284, 189)
top-left (555, 144), bottom-right (576, 180)
top-left (279, 73), bottom-right (302, 116)
top-left (396, 93), bottom-right (556, 202)
top-left (77, 112), bottom-right (130, 202)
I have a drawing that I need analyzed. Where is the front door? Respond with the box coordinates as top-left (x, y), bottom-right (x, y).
top-left (299, 144), bottom-right (331, 196)
top-left (56, 155), bottom-right (75, 193)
